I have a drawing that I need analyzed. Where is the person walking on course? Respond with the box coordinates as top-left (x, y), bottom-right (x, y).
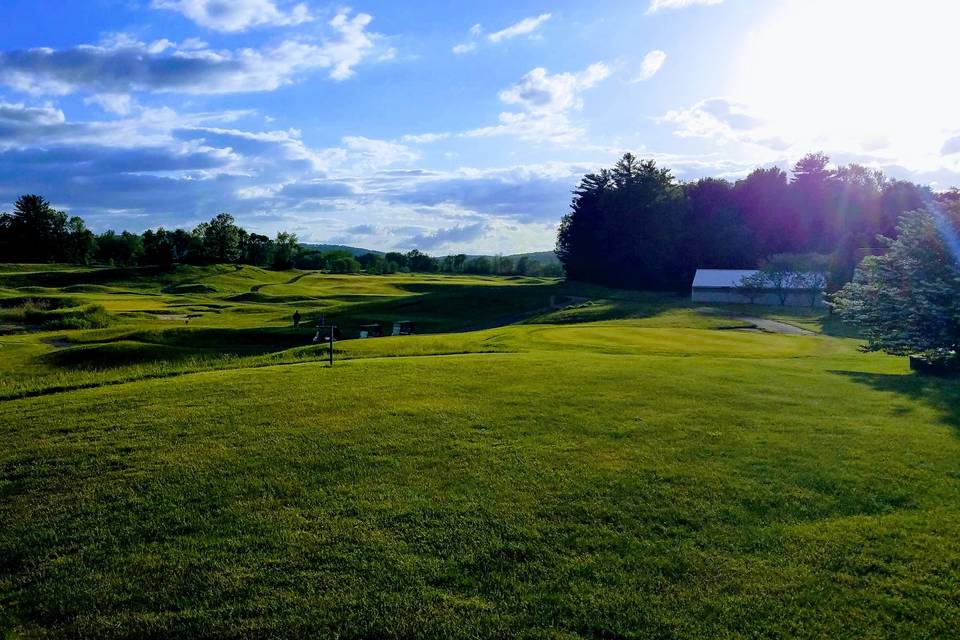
top-left (293, 310), bottom-right (301, 329)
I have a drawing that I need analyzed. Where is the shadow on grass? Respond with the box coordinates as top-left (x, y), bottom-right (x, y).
top-left (832, 369), bottom-right (960, 430)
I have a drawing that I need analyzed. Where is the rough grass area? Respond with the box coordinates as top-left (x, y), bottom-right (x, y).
top-left (1, 264), bottom-right (958, 638)
top-left (0, 296), bottom-right (113, 330)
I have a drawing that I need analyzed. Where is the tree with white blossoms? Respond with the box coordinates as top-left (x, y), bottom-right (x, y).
top-left (832, 208), bottom-right (960, 364)
top-left (735, 271), bottom-right (768, 304)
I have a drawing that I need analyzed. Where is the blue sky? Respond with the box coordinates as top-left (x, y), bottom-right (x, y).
top-left (1, 0), bottom-right (957, 253)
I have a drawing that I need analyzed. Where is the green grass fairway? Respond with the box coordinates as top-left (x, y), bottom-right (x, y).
top-left (2, 266), bottom-right (959, 638)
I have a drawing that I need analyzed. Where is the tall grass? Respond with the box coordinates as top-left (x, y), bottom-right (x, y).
top-left (0, 298), bottom-right (112, 329)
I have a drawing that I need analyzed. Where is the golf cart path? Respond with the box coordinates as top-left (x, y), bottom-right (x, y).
top-left (738, 317), bottom-right (817, 336)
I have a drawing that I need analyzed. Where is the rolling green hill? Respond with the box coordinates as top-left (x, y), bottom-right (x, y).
top-left (1, 264), bottom-right (958, 638)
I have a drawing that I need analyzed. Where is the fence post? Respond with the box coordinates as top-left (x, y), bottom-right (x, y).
top-left (329, 325), bottom-right (334, 366)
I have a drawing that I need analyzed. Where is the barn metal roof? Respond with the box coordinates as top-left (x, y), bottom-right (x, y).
top-left (692, 269), bottom-right (760, 288)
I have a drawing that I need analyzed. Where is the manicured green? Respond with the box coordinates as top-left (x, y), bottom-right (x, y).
top-left (1, 265), bottom-right (958, 638)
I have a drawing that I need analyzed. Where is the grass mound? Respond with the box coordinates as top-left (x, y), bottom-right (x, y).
top-left (61, 284), bottom-right (117, 293)
top-left (163, 283), bottom-right (218, 294)
top-left (0, 297), bottom-right (113, 330)
top-left (0, 265), bottom-right (166, 288)
top-left (227, 291), bottom-right (317, 304)
top-left (42, 340), bottom-right (195, 369)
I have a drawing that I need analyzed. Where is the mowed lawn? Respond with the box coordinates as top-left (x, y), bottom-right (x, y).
top-left (3, 320), bottom-right (960, 638)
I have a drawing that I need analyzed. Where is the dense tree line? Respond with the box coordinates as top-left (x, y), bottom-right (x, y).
top-left (0, 197), bottom-right (301, 270)
top-left (0, 194), bottom-right (561, 276)
top-left (557, 152), bottom-right (948, 291)
top-left (293, 248), bottom-right (560, 277)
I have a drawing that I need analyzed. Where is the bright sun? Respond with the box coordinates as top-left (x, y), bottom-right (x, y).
top-left (730, 0), bottom-right (959, 168)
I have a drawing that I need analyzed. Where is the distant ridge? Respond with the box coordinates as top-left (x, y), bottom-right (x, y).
top-left (504, 251), bottom-right (559, 264)
top-left (301, 243), bottom-right (558, 264)
top-left (300, 244), bottom-right (384, 257)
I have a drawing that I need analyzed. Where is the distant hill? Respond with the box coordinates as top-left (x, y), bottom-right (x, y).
top-left (465, 251), bottom-right (560, 264)
top-left (504, 251), bottom-right (559, 264)
top-left (300, 244), bottom-right (558, 264)
top-left (299, 244), bottom-right (383, 257)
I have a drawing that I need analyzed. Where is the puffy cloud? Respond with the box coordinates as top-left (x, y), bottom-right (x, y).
top-left (647, 0), bottom-right (724, 14)
top-left (660, 97), bottom-right (768, 143)
top-left (632, 50), bottom-right (667, 82)
top-left (0, 11), bottom-right (383, 96)
top-left (0, 103), bottom-right (586, 250)
top-left (405, 222), bottom-right (489, 250)
top-left (341, 136), bottom-right (420, 168)
top-left (454, 16), bottom-right (548, 55)
top-left (0, 100), bottom-right (590, 252)
top-left (452, 24), bottom-right (482, 55)
top-left (173, 126), bottom-right (345, 171)
top-left (277, 180), bottom-right (357, 199)
top-left (391, 163), bottom-right (589, 223)
top-left (0, 101), bottom-right (249, 150)
top-left (941, 136), bottom-right (960, 156)
top-left (0, 101), bottom-right (64, 126)
top-left (346, 223), bottom-right (382, 235)
top-left (487, 14), bottom-right (551, 43)
top-left (323, 11), bottom-right (378, 81)
top-left (83, 93), bottom-right (136, 116)
top-left (151, 0), bottom-right (311, 32)
top-left (466, 63), bottom-right (610, 143)
top-left (452, 42), bottom-right (476, 55)
top-left (400, 132), bottom-right (450, 144)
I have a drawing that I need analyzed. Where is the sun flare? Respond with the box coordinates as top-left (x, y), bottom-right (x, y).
top-left (731, 0), bottom-right (960, 167)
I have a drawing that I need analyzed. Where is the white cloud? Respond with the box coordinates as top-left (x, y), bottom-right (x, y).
top-left (453, 16), bottom-right (548, 56)
top-left (0, 10), bottom-right (383, 95)
top-left (84, 93), bottom-right (136, 116)
top-left (942, 136), bottom-right (960, 156)
top-left (324, 11), bottom-right (377, 81)
top-left (151, 0), bottom-right (311, 32)
top-left (0, 101), bottom-right (65, 126)
top-left (466, 63), bottom-right (610, 143)
top-left (632, 50), bottom-right (667, 82)
top-left (405, 222), bottom-right (489, 250)
top-left (487, 14), bottom-right (551, 43)
top-left (452, 24), bottom-right (484, 55)
top-left (660, 97), bottom-right (767, 142)
top-left (647, 0), bottom-right (724, 14)
top-left (401, 132), bottom-right (450, 144)
top-left (341, 136), bottom-right (420, 168)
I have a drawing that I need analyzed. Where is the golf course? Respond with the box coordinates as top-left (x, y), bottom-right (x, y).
top-left (2, 264), bottom-right (958, 638)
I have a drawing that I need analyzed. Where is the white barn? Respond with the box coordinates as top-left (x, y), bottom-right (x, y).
top-left (691, 269), bottom-right (826, 307)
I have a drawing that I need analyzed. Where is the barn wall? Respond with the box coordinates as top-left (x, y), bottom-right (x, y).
top-left (691, 287), bottom-right (825, 307)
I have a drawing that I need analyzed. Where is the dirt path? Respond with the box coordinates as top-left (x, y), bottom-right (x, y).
top-left (737, 317), bottom-right (817, 336)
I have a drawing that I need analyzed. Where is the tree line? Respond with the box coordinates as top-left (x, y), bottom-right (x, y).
top-left (0, 196), bottom-right (302, 269)
top-left (557, 152), bottom-right (953, 291)
top-left (0, 194), bottom-right (560, 276)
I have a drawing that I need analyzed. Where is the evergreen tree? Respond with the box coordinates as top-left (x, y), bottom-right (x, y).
top-left (833, 208), bottom-right (960, 363)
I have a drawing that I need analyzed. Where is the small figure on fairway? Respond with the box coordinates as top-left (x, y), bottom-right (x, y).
top-left (293, 310), bottom-right (301, 329)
